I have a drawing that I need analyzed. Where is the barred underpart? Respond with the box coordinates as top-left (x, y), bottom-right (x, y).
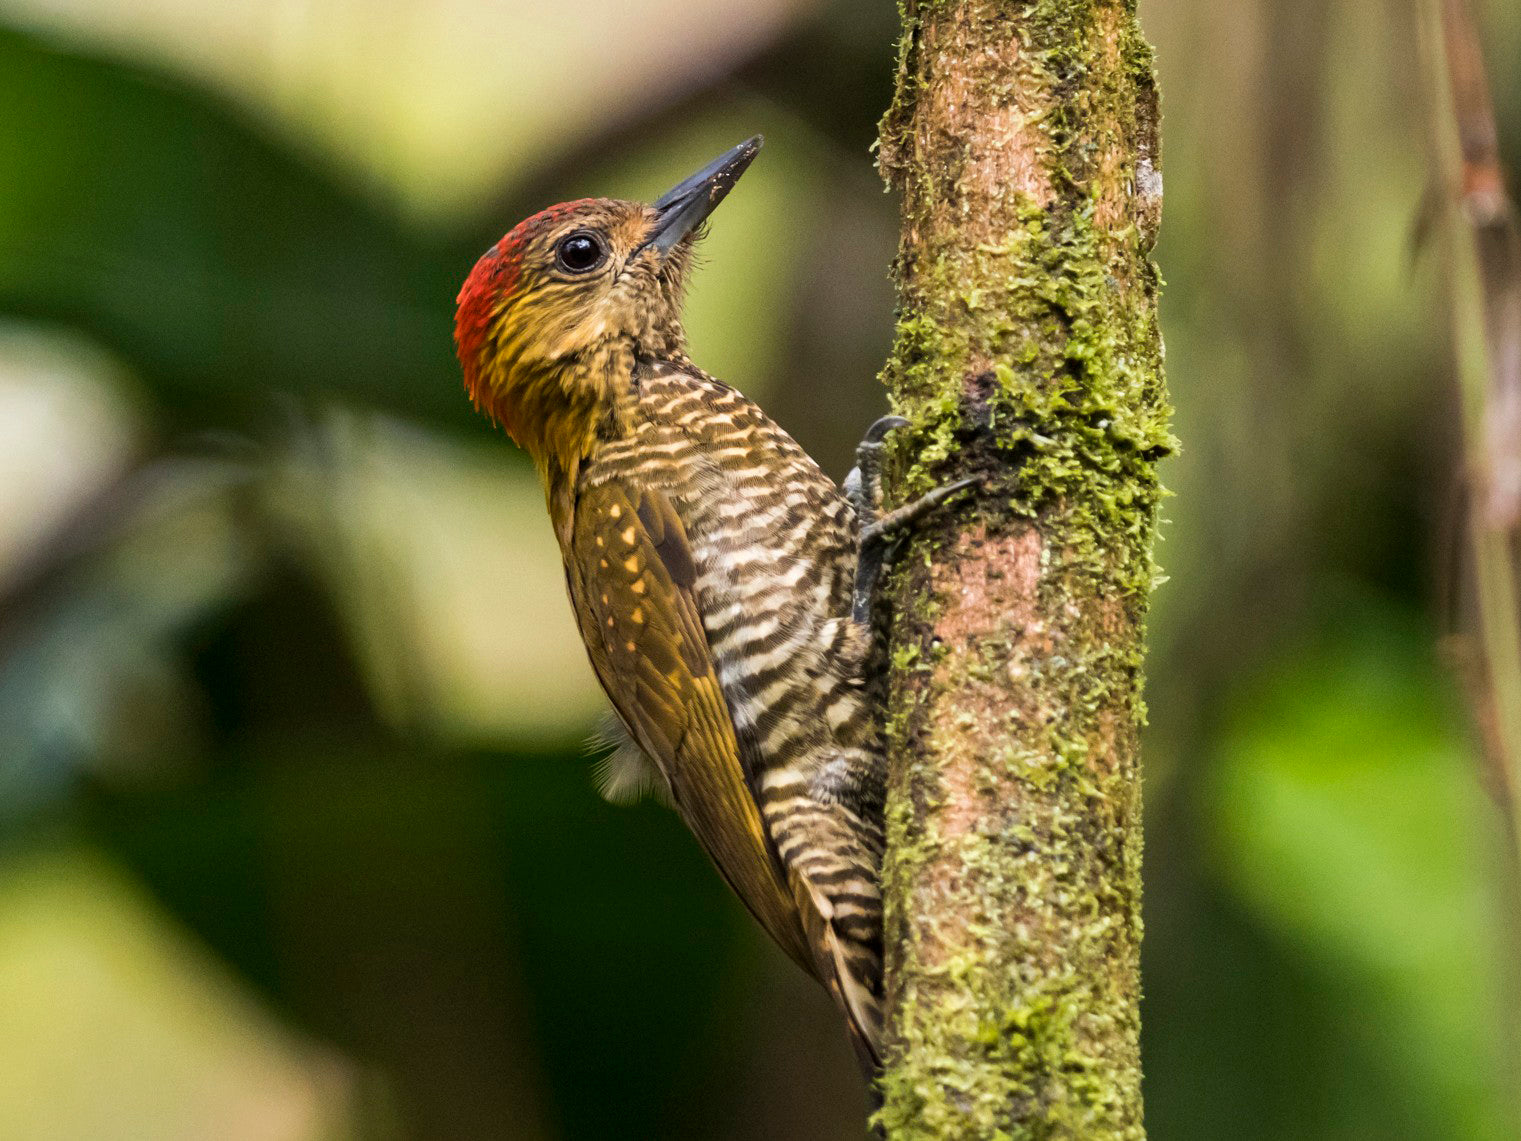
top-left (568, 360), bottom-right (886, 1063)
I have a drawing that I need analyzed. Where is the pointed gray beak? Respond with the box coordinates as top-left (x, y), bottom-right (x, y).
top-left (643, 135), bottom-right (762, 256)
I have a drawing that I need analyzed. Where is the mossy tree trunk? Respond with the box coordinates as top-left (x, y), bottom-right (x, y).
top-left (872, 2), bottom-right (1169, 1137)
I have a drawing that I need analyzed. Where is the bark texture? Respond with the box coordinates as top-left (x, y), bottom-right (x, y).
top-left (873, 2), bottom-right (1168, 1137)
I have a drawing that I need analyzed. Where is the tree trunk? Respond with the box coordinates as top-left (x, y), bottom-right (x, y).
top-left (873, 2), bottom-right (1169, 1138)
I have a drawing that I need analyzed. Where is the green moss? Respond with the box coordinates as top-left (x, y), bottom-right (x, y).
top-left (883, 196), bottom-right (1170, 604)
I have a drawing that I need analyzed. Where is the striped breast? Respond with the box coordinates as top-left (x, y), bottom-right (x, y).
top-left (580, 358), bottom-right (886, 1054)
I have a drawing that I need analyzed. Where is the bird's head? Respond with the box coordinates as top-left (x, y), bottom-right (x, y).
top-left (454, 136), bottom-right (761, 469)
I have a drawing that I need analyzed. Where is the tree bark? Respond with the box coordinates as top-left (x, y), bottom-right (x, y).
top-left (873, 2), bottom-right (1168, 1138)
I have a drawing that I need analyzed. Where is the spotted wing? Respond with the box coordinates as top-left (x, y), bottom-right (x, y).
top-left (567, 479), bottom-right (812, 971)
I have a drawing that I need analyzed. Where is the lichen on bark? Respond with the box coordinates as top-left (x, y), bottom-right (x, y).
top-left (872, 1), bottom-right (1170, 1138)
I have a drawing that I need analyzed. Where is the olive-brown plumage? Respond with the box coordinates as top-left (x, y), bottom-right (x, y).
top-left (454, 138), bottom-right (884, 1068)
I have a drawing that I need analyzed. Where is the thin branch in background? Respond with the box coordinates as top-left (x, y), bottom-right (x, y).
top-left (1439, 0), bottom-right (1521, 531)
top-left (1423, 0), bottom-right (1521, 846)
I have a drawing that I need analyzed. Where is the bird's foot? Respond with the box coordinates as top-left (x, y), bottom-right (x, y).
top-left (847, 416), bottom-right (977, 624)
top-left (844, 415), bottom-right (906, 528)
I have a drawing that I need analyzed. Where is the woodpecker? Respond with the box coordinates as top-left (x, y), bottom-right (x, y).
top-left (454, 137), bottom-right (964, 1072)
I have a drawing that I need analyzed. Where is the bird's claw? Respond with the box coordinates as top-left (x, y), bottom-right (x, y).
top-left (848, 414), bottom-right (979, 623)
top-left (846, 415), bottom-right (910, 525)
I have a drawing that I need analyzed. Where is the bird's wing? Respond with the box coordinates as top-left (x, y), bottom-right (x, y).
top-left (567, 478), bottom-right (813, 972)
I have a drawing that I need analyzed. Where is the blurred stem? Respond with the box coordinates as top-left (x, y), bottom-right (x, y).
top-left (1421, 0), bottom-right (1521, 865)
top-left (873, 2), bottom-right (1168, 1138)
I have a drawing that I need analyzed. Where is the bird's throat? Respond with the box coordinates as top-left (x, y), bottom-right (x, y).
top-left (487, 345), bottom-right (633, 484)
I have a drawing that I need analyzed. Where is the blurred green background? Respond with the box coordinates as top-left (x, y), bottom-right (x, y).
top-left (0, 0), bottom-right (1517, 1137)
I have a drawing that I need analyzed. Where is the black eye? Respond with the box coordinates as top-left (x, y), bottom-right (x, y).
top-left (555, 231), bottom-right (606, 273)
